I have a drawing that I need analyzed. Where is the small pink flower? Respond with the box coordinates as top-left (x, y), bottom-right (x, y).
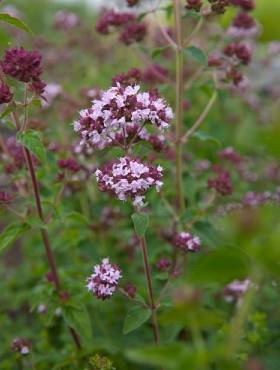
top-left (173, 232), bottom-right (201, 253)
top-left (86, 258), bottom-right (122, 300)
top-left (95, 157), bottom-right (163, 207)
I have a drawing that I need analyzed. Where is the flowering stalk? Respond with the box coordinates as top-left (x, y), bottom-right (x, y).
top-left (0, 67), bottom-right (81, 350)
top-left (173, 0), bottom-right (185, 214)
top-left (139, 236), bottom-right (160, 345)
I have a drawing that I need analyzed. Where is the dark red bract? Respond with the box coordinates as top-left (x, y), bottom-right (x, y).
top-left (1, 47), bottom-right (42, 83)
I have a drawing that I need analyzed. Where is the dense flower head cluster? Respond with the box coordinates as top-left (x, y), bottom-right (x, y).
top-left (95, 156), bottom-right (163, 207)
top-left (228, 12), bottom-right (258, 38)
top-left (208, 169), bottom-right (233, 195)
top-left (156, 257), bottom-right (171, 271)
top-left (229, 0), bottom-right (255, 11)
top-left (173, 232), bottom-right (201, 253)
top-left (223, 42), bottom-right (252, 65)
top-left (112, 68), bottom-right (141, 87)
top-left (119, 22), bottom-right (147, 45)
top-left (11, 337), bottom-right (31, 355)
top-left (223, 279), bottom-right (251, 302)
top-left (218, 147), bottom-right (242, 163)
top-left (86, 258), bottom-right (122, 300)
top-left (0, 83), bottom-right (13, 104)
top-left (29, 79), bottom-right (46, 96)
top-left (242, 190), bottom-right (280, 207)
top-left (124, 283), bottom-right (137, 298)
top-left (57, 158), bottom-right (80, 172)
top-left (74, 84), bottom-right (173, 151)
top-left (53, 11), bottom-right (79, 30)
top-left (96, 9), bottom-right (146, 45)
top-left (96, 10), bottom-right (136, 34)
top-left (209, 0), bottom-right (230, 14)
top-left (1, 47), bottom-right (42, 83)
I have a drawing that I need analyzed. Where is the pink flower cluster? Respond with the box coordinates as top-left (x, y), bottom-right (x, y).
top-left (95, 157), bottom-right (163, 207)
top-left (223, 279), bottom-right (251, 303)
top-left (11, 337), bottom-right (31, 355)
top-left (53, 11), bottom-right (79, 31)
top-left (208, 169), bottom-right (233, 196)
top-left (1, 47), bottom-right (46, 95)
top-left (173, 232), bottom-right (201, 253)
top-left (223, 42), bottom-right (252, 65)
top-left (74, 84), bottom-right (172, 150)
top-left (96, 9), bottom-right (146, 45)
top-left (86, 258), bottom-right (122, 300)
top-left (227, 12), bottom-right (258, 38)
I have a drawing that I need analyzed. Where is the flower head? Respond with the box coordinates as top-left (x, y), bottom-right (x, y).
top-left (95, 156), bottom-right (163, 207)
top-left (173, 232), bottom-right (201, 253)
top-left (223, 279), bottom-right (251, 302)
top-left (96, 10), bottom-right (135, 34)
top-left (11, 337), bottom-right (31, 355)
top-left (227, 12), bottom-right (258, 38)
top-left (208, 169), bottom-right (233, 195)
top-left (1, 47), bottom-right (42, 82)
top-left (119, 22), bottom-right (146, 45)
top-left (74, 84), bottom-right (172, 150)
top-left (86, 258), bottom-right (122, 300)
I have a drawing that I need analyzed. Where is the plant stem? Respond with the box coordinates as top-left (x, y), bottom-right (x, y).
top-left (139, 236), bottom-right (160, 345)
top-left (182, 91), bottom-right (217, 143)
top-left (173, 0), bottom-right (185, 215)
top-left (10, 105), bottom-right (82, 350)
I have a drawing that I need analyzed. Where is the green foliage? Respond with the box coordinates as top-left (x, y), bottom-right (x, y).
top-left (17, 129), bottom-right (46, 163)
top-left (0, 13), bottom-right (31, 33)
top-left (131, 213), bottom-right (149, 237)
top-left (0, 222), bottom-right (30, 253)
top-left (123, 305), bottom-right (151, 335)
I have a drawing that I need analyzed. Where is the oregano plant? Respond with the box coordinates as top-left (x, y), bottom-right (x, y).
top-left (0, 1), bottom-right (279, 369)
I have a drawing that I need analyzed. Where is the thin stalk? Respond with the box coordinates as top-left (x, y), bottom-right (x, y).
top-left (173, 0), bottom-right (185, 214)
top-left (182, 91), bottom-right (217, 143)
top-left (139, 236), bottom-right (160, 345)
top-left (7, 97), bottom-right (82, 350)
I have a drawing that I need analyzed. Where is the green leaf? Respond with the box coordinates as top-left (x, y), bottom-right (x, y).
top-left (0, 222), bottom-right (30, 253)
top-left (123, 305), bottom-right (151, 335)
top-left (184, 46), bottom-right (207, 66)
top-left (62, 303), bottom-right (93, 346)
top-left (131, 213), bottom-right (149, 237)
top-left (64, 211), bottom-right (89, 226)
top-left (17, 129), bottom-right (46, 163)
top-left (0, 13), bottom-right (32, 34)
top-left (0, 104), bottom-right (13, 119)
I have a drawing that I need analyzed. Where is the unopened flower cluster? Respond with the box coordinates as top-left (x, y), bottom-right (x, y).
top-left (208, 0), bottom-right (257, 86)
top-left (95, 157), bottom-right (163, 207)
top-left (173, 232), bottom-right (201, 253)
top-left (1, 47), bottom-right (46, 95)
top-left (96, 9), bottom-right (146, 45)
top-left (74, 84), bottom-right (172, 150)
top-left (86, 258), bottom-right (122, 300)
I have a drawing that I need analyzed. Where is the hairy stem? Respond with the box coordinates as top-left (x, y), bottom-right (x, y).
top-left (173, 0), bottom-right (185, 214)
top-left (139, 236), bottom-right (160, 345)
